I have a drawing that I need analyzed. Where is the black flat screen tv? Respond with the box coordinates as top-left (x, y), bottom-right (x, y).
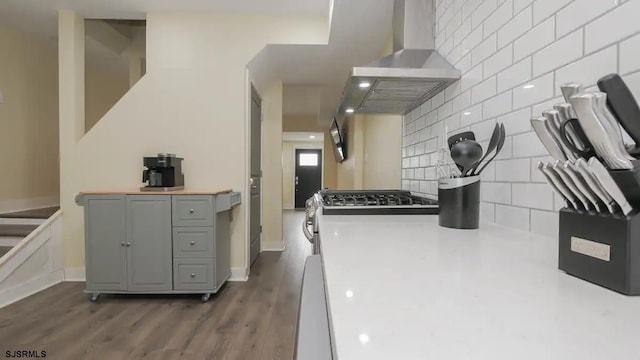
top-left (329, 118), bottom-right (347, 162)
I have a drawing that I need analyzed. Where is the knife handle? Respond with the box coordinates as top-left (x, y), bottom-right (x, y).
top-left (597, 73), bottom-right (640, 145)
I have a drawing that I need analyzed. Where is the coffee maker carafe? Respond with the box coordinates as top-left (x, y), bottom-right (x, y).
top-left (142, 153), bottom-right (185, 190)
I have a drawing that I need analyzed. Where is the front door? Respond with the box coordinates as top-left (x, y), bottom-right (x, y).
top-left (295, 149), bottom-right (323, 209)
top-left (249, 86), bottom-right (262, 266)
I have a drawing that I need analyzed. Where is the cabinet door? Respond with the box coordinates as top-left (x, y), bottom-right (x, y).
top-left (126, 195), bottom-right (173, 291)
top-left (84, 195), bottom-right (127, 291)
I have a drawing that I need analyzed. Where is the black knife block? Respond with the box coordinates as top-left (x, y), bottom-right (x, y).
top-left (438, 176), bottom-right (480, 229)
top-left (559, 208), bottom-right (640, 295)
top-left (609, 164), bottom-right (640, 207)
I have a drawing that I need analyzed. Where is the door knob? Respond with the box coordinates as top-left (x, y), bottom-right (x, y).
top-left (190, 241), bottom-right (195, 246)
top-left (191, 273), bottom-right (196, 278)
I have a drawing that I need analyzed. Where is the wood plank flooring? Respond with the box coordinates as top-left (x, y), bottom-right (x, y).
top-left (0, 210), bottom-right (311, 360)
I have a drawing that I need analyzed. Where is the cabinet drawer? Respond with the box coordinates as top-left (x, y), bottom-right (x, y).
top-left (172, 195), bottom-right (214, 227)
top-left (173, 227), bottom-right (214, 259)
top-left (173, 259), bottom-right (215, 290)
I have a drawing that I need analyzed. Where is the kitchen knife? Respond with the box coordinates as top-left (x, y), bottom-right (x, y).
top-left (543, 110), bottom-right (577, 161)
top-left (563, 161), bottom-right (604, 213)
top-left (588, 157), bottom-right (634, 215)
top-left (597, 73), bottom-right (640, 153)
top-left (552, 160), bottom-right (593, 211)
top-left (542, 163), bottom-right (581, 210)
top-left (537, 162), bottom-right (578, 209)
top-left (561, 83), bottom-right (583, 104)
top-left (593, 92), bottom-right (635, 161)
top-left (554, 103), bottom-right (585, 150)
top-left (530, 117), bottom-right (567, 161)
top-left (570, 93), bottom-right (634, 170)
top-left (573, 158), bottom-right (618, 213)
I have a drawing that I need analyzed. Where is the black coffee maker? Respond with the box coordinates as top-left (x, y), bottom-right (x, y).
top-left (142, 153), bottom-right (185, 190)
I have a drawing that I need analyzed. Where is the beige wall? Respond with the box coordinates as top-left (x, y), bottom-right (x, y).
top-left (336, 116), bottom-right (364, 189)
top-left (261, 81), bottom-right (283, 250)
top-left (363, 115), bottom-right (402, 189)
top-left (282, 140), bottom-right (324, 209)
top-left (0, 23), bottom-right (59, 212)
top-left (85, 66), bottom-right (129, 132)
top-left (283, 115), bottom-right (337, 189)
top-left (59, 11), bottom-right (328, 274)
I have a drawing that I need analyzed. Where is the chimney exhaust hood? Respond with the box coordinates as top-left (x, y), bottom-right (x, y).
top-left (335, 0), bottom-right (460, 116)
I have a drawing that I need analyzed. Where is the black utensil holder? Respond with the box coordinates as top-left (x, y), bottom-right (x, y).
top-left (438, 176), bottom-right (480, 229)
top-left (559, 208), bottom-right (640, 295)
top-left (609, 163), bottom-right (640, 207)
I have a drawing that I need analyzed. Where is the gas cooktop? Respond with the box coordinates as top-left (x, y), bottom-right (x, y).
top-left (317, 190), bottom-right (438, 215)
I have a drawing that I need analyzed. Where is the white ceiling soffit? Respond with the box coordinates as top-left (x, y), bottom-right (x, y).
top-left (283, 132), bottom-right (324, 142)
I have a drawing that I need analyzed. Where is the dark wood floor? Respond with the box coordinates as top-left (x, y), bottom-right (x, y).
top-left (0, 211), bottom-right (311, 360)
top-left (0, 206), bottom-right (60, 219)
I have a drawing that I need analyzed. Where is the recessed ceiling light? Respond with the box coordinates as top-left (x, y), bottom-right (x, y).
top-left (359, 81), bottom-right (371, 89)
top-left (346, 108), bottom-right (355, 114)
top-left (463, 111), bottom-right (471, 116)
top-left (523, 84), bottom-right (535, 89)
top-left (346, 290), bottom-right (354, 298)
top-left (359, 334), bottom-right (370, 344)
top-left (309, 135), bottom-right (316, 139)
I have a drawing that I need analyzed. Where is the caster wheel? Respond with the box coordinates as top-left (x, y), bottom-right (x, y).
top-left (89, 293), bottom-right (100, 302)
top-left (201, 294), bottom-right (211, 303)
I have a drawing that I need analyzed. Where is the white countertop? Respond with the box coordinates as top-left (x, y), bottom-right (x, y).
top-left (317, 213), bottom-right (640, 360)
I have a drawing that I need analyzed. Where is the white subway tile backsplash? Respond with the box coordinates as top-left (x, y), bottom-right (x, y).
top-left (623, 71), bottom-right (640, 101)
top-left (460, 103), bottom-right (483, 127)
top-left (498, 107), bottom-right (531, 135)
top-left (420, 100), bottom-right (432, 115)
top-left (446, 12), bottom-right (464, 40)
top-left (513, 0), bottom-right (533, 14)
top-left (445, 113), bottom-right (462, 131)
top-left (439, 4), bottom-right (456, 32)
top-left (462, 0), bottom-right (484, 20)
top-left (440, 36), bottom-right (455, 57)
top-left (480, 161), bottom-right (496, 181)
top-left (513, 16), bottom-right (554, 61)
top-left (457, 52), bottom-right (473, 73)
top-left (471, 76), bottom-right (497, 104)
top-left (482, 182), bottom-right (511, 204)
top-left (432, 91), bottom-right (445, 109)
top-left (496, 158), bottom-right (530, 182)
top-left (495, 135), bottom-right (513, 159)
top-left (585, 0), bottom-right (640, 53)
top-left (554, 45), bottom-right (617, 91)
top-left (530, 209), bottom-right (559, 238)
top-left (425, 167), bottom-right (436, 180)
top-left (483, 91), bottom-right (512, 119)
top-left (532, 28), bottom-right (583, 77)
top-left (619, 33), bottom-right (640, 75)
top-left (462, 25), bottom-right (484, 55)
top-left (452, 90), bottom-right (472, 113)
top-left (512, 72), bottom-right (554, 109)
top-left (495, 205), bottom-right (530, 231)
top-left (426, 110), bottom-right (439, 126)
top-left (513, 183), bottom-right (553, 210)
top-left (438, 101), bottom-right (454, 119)
top-left (471, 118), bottom-right (498, 141)
top-left (483, 0), bottom-right (513, 38)
top-left (497, 56), bottom-right (532, 92)
top-left (512, 131), bottom-right (548, 157)
top-left (410, 156), bottom-right (420, 168)
top-left (530, 96), bottom-right (563, 118)
top-left (454, 17), bottom-right (473, 45)
top-left (532, 0), bottom-right (571, 25)
top-left (497, 5), bottom-right (532, 48)
top-left (480, 202), bottom-right (496, 223)
top-left (472, 0), bottom-right (499, 29)
top-left (419, 180), bottom-right (429, 193)
top-left (461, 63), bottom-right (484, 92)
top-left (484, 44), bottom-right (513, 77)
top-left (555, 0), bottom-right (617, 38)
top-left (472, 34), bottom-right (497, 66)
top-left (445, 82), bottom-right (462, 102)
top-left (419, 154), bottom-right (430, 167)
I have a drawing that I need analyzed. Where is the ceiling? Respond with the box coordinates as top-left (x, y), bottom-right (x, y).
top-left (283, 132), bottom-right (324, 142)
top-left (0, 0), bottom-right (393, 125)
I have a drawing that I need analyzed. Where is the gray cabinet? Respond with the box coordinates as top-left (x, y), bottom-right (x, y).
top-left (126, 196), bottom-right (173, 291)
top-left (81, 192), bottom-right (240, 302)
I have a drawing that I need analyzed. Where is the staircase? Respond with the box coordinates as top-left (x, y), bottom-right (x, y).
top-left (0, 207), bottom-right (59, 259)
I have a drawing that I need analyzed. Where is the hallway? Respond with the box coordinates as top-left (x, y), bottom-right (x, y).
top-left (0, 211), bottom-right (310, 359)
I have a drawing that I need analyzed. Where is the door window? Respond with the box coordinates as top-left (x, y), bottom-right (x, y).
top-left (299, 153), bottom-right (319, 167)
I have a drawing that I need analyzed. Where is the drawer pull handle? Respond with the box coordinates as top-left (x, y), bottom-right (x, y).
top-left (126, 242), bottom-right (131, 247)
top-left (189, 208), bottom-right (195, 213)
top-left (191, 273), bottom-right (196, 278)
top-left (190, 241), bottom-right (195, 246)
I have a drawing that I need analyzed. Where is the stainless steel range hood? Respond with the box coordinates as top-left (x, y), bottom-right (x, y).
top-left (336, 0), bottom-right (460, 116)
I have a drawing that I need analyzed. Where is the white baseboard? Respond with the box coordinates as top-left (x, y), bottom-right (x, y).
top-left (229, 267), bottom-right (248, 281)
top-left (283, 205), bottom-right (294, 210)
top-left (0, 270), bottom-right (64, 309)
top-left (0, 196), bottom-right (59, 215)
top-left (262, 241), bottom-right (286, 251)
top-left (64, 267), bottom-right (86, 282)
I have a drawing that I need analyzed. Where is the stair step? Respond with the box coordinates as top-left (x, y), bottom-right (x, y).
top-left (0, 224), bottom-right (38, 237)
top-left (0, 206), bottom-right (59, 219)
top-left (0, 246), bottom-right (12, 258)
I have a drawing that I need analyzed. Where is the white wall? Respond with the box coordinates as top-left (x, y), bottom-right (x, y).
top-left (282, 140), bottom-right (324, 209)
top-left (262, 81), bottom-right (283, 250)
top-left (363, 114), bottom-right (402, 189)
top-left (58, 11), bottom-right (328, 274)
top-left (402, 0), bottom-right (640, 238)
